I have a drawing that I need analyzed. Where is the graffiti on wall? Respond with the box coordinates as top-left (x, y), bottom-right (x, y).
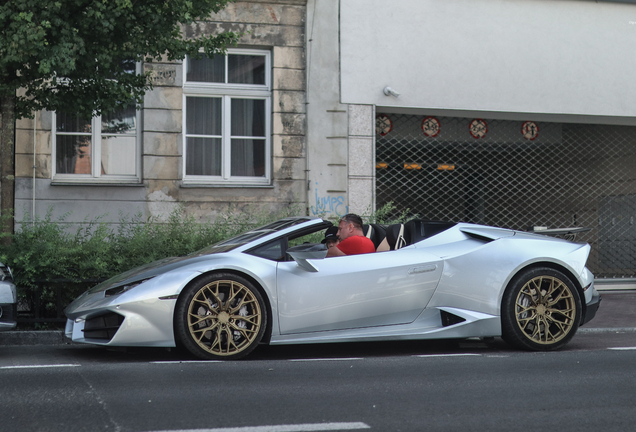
top-left (310, 183), bottom-right (348, 217)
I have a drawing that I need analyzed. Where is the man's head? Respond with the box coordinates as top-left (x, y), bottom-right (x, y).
top-left (337, 213), bottom-right (364, 241)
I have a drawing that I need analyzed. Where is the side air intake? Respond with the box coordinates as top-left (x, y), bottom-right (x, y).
top-left (441, 310), bottom-right (467, 327)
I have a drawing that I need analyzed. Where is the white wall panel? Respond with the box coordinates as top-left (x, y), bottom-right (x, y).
top-left (340, 0), bottom-right (636, 119)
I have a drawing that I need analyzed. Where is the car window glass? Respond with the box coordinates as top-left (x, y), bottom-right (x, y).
top-left (288, 230), bottom-right (325, 248)
top-left (247, 239), bottom-right (285, 261)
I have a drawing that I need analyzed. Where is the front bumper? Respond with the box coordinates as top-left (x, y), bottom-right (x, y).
top-left (0, 303), bottom-right (17, 331)
top-left (581, 289), bottom-right (601, 326)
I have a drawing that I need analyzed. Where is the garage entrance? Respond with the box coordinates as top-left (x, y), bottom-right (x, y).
top-left (375, 114), bottom-right (636, 278)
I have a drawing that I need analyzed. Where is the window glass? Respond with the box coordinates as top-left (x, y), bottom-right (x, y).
top-left (101, 136), bottom-right (136, 175)
top-left (56, 135), bottom-right (92, 174)
top-left (102, 104), bottom-right (137, 134)
top-left (228, 55), bottom-right (265, 85)
top-left (56, 113), bottom-right (91, 133)
top-left (186, 97), bottom-right (222, 136)
top-left (231, 139), bottom-right (265, 177)
top-left (186, 137), bottom-right (222, 176)
top-left (247, 239), bottom-right (285, 261)
top-left (187, 55), bottom-right (225, 83)
top-left (288, 230), bottom-right (327, 248)
top-left (231, 99), bottom-right (265, 137)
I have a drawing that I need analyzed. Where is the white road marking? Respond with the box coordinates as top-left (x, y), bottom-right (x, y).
top-left (289, 358), bottom-right (363, 362)
top-left (608, 347), bottom-right (636, 350)
top-left (151, 361), bottom-right (222, 364)
top-left (0, 364), bottom-right (81, 369)
top-left (146, 423), bottom-right (370, 432)
top-left (414, 354), bottom-right (482, 358)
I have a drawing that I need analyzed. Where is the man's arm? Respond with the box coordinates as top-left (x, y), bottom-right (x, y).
top-left (326, 243), bottom-right (346, 257)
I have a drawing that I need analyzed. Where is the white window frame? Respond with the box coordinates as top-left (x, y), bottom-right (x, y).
top-left (182, 48), bottom-right (271, 186)
top-left (51, 64), bottom-right (143, 184)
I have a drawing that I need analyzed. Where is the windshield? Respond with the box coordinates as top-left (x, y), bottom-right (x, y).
top-left (193, 218), bottom-right (314, 255)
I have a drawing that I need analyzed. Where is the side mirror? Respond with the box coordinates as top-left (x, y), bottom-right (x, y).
top-left (287, 243), bottom-right (327, 272)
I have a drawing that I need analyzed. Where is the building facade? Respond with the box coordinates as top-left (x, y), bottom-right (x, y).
top-left (15, 0), bottom-right (308, 226)
top-left (305, 0), bottom-right (636, 283)
top-left (12, 0), bottom-right (636, 283)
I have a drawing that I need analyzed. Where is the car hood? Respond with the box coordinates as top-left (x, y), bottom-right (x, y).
top-left (86, 253), bottom-right (227, 294)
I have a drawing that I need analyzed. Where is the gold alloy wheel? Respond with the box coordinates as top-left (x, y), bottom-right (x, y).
top-left (514, 275), bottom-right (576, 345)
top-left (187, 279), bottom-right (262, 356)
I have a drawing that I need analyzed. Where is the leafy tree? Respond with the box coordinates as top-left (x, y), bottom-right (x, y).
top-left (0, 0), bottom-right (239, 242)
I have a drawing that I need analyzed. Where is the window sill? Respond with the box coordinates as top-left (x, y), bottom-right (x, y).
top-left (51, 180), bottom-right (144, 187)
top-left (180, 182), bottom-right (274, 189)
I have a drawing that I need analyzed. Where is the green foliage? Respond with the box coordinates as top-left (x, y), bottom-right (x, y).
top-left (366, 202), bottom-right (414, 225)
top-left (0, 0), bottom-right (238, 119)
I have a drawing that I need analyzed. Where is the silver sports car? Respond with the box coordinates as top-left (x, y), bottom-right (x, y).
top-left (64, 217), bottom-right (601, 359)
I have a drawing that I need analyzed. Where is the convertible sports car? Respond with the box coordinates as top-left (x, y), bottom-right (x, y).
top-left (64, 216), bottom-right (601, 359)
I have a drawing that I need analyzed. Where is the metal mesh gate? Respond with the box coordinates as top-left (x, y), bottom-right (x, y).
top-left (375, 113), bottom-right (636, 278)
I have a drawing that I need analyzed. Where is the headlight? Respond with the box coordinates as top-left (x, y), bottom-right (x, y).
top-left (0, 264), bottom-right (13, 282)
top-left (105, 278), bottom-right (153, 297)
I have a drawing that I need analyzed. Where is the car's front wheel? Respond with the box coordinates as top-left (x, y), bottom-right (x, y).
top-left (501, 267), bottom-right (581, 351)
top-left (175, 273), bottom-right (267, 360)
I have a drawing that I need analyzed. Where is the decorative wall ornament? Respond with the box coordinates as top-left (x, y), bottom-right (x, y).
top-left (521, 121), bottom-right (539, 140)
top-left (421, 116), bottom-right (441, 137)
top-left (376, 114), bottom-right (393, 136)
top-left (469, 118), bottom-right (488, 139)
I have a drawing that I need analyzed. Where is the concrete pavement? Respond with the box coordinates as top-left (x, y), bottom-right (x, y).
top-left (0, 290), bottom-right (634, 346)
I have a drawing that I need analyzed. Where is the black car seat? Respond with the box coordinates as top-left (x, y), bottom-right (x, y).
top-left (384, 224), bottom-right (407, 250)
top-left (404, 219), bottom-right (423, 244)
top-left (362, 224), bottom-right (389, 251)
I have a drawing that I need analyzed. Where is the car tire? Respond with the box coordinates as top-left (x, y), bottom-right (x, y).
top-left (501, 267), bottom-right (581, 351)
top-left (175, 273), bottom-right (267, 360)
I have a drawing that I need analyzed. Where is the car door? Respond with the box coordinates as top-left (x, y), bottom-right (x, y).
top-left (276, 247), bottom-right (443, 334)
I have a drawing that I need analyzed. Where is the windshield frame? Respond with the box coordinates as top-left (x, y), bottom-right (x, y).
top-left (192, 217), bottom-right (323, 256)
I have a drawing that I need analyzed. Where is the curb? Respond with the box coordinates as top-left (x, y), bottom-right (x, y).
top-left (2, 328), bottom-right (636, 346)
top-left (0, 331), bottom-right (70, 346)
top-left (578, 327), bottom-right (636, 333)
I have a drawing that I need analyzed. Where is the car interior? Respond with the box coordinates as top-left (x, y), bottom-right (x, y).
top-left (246, 220), bottom-right (458, 262)
top-left (362, 220), bottom-right (457, 252)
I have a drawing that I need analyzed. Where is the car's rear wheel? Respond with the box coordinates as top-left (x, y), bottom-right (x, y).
top-left (175, 273), bottom-right (267, 360)
top-left (501, 267), bottom-right (581, 351)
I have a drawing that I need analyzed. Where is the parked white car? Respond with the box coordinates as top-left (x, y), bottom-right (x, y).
top-left (0, 263), bottom-right (17, 331)
top-left (65, 217), bottom-right (601, 360)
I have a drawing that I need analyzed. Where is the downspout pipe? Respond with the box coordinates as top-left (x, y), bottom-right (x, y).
top-left (32, 111), bottom-right (36, 223)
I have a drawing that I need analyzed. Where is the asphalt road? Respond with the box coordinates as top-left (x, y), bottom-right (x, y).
top-left (0, 290), bottom-right (634, 432)
top-left (1, 331), bottom-right (636, 432)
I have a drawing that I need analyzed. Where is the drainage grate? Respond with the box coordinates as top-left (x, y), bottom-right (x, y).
top-left (376, 114), bottom-right (636, 278)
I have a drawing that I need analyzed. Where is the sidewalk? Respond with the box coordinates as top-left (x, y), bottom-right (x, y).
top-left (578, 290), bottom-right (636, 332)
top-left (0, 291), bottom-right (634, 345)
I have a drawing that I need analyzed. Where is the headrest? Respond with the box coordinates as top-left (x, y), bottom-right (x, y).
top-left (363, 224), bottom-right (387, 250)
top-left (384, 224), bottom-right (406, 250)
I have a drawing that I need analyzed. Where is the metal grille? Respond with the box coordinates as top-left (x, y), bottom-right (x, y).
top-left (375, 113), bottom-right (636, 278)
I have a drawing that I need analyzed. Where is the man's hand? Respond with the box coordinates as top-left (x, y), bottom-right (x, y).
top-left (326, 243), bottom-right (345, 257)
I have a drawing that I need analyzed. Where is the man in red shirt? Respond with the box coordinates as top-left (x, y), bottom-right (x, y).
top-left (326, 213), bottom-right (376, 257)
